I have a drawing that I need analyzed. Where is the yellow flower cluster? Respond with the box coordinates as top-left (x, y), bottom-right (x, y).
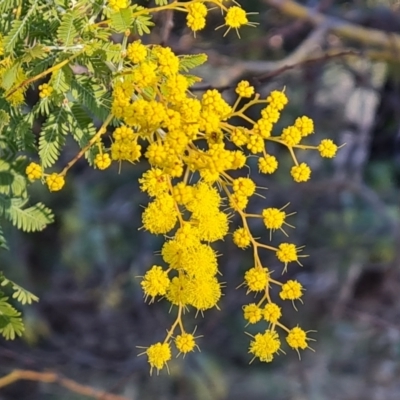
top-left (120, 60), bottom-right (328, 367)
top-left (110, 125), bottom-right (141, 164)
top-left (46, 173), bottom-right (65, 192)
top-left (26, 162), bottom-right (42, 181)
top-left (25, 162), bottom-right (66, 192)
top-left (108, 0), bottom-right (129, 12)
top-left (23, 0), bottom-right (339, 373)
top-left (186, 3), bottom-right (208, 32)
top-left (38, 83), bottom-right (53, 98)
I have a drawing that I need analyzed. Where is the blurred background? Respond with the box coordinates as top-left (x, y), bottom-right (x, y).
top-left (1, 0), bottom-right (400, 399)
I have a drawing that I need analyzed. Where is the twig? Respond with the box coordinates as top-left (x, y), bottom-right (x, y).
top-left (264, 0), bottom-right (400, 52)
top-left (192, 48), bottom-right (359, 92)
top-left (253, 49), bottom-right (360, 83)
top-left (0, 369), bottom-right (129, 400)
top-left (189, 25), bottom-right (329, 91)
top-left (6, 51), bottom-right (83, 98)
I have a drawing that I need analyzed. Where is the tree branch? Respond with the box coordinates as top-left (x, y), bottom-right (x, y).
top-left (264, 0), bottom-right (400, 52)
top-left (0, 370), bottom-right (130, 400)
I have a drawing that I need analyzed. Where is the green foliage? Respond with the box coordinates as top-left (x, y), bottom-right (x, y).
top-left (70, 75), bottom-right (111, 121)
top-left (1, 276), bottom-right (39, 305)
top-left (110, 8), bottom-right (134, 33)
top-left (0, 196), bottom-right (54, 232)
top-left (57, 10), bottom-right (83, 46)
top-left (3, 0), bottom-right (40, 54)
top-left (0, 0), bottom-right (130, 341)
top-left (0, 225), bottom-right (8, 250)
top-left (0, 0), bottom-right (278, 369)
top-left (0, 273), bottom-right (38, 340)
top-left (38, 107), bottom-right (70, 167)
top-left (179, 54), bottom-right (208, 72)
top-left (0, 0), bottom-right (238, 345)
top-left (0, 155), bottom-right (54, 235)
top-left (0, 297), bottom-right (24, 340)
top-left (131, 5), bottom-right (154, 35)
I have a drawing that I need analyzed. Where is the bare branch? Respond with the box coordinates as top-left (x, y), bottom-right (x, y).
top-left (264, 0), bottom-right (400, 52)
top-left (192, 48), bottom-right (359, 92)
top-left (0, 370), bottom-right (130, 400)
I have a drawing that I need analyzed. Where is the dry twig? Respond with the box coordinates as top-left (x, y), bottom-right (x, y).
top-left (0, 369), bottom-right (130, 400)
top-left (264, 0), bottom-right (400, 52)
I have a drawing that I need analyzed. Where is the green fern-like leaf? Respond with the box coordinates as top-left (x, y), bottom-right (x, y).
top-left (179, 54), bottom-right (208, 72)
top-left (68, 103), bottom-right (97, 143)
top-left (0, 195), bottom-right (54, 232)
top-left (0, 162), bottom-right (27, 197)
top-left (0, 296), bottom-right (24, 340)
top-left (35, 96), bottom-right (53, 117)
top-left (68, 103), bottom-right (97, 164)
top-left (0, 136), bottom-right (18, 162)
top-left (84, 51), bottom-right (112, 81)
top-left (132, 6), bottom-right (154, 36)
top-left (0, 62), bottom-right (21, 91)
top-left (0, 110), bottom-right (10, 135)
top-left (3, 0), bottom-right (39, 54)
top-left (39, 107), bottom-right (69, 168)
top-left (0, 225), bottom-right (9, 250)
top-left (14, 116), bottom-right (36, 152)
top-left (26, 17), bottom-right (59, 46)
top-left (1, 278), bottom-right (39, 305)
top-left (0, 157), bottom-right (27, 198)
top-left (57, 9), bottom-right (80, 46)
top-left (184, 74), bottom-right (203, 87)
top-left (50, 66), bottom-right (73, 94)
top-left (20, 44), bottom-right (48, 63)
top-left (28, 53), bottom-right (59, 76)
top-left (3, 20), bottom-right (26, 53)
top-left (110, 8), bottom-right (134, 33)
top-left (0, 0), bottom-right (21, 14)
top-left (71, 75), bottom-right (111, 120)
top-left (102, 42), bottom-right (123, 63)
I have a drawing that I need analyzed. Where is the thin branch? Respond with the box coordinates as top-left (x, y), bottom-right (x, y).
top-left (253, 49), bottom-right (360, 83)
top-left (193, 45), bottom-right (398, 92)
top-left (264, 0), bottom-right (400, 52)
top-left (0, 369), bottom-right (130, 400)
top-left (191, 48), bottom-right (359, 92)
top-left (204, 24), bottom-right (329, 76)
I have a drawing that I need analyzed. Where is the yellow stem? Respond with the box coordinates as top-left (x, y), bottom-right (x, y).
top-left (256, 292), bottom-right (267, 307)
top-left (257, 242), bottom-right (278, 252)
top-left (182, 166), bottom-right (190, 185)
top-left (287, 146), bottom-right (299, 166)
top-left (231, 96), bottom-right (241, 113)
top-left (61, 113), bottom-right (114, 175)
top-left (244, 213), bottom-right (262, 218)
top-left (164, 304), bottom-right (183, 343)
top-left (275, 321), bottom-right (290, 333)
top-left (220, 182), bottom-right (264, 269)
top-left (269, 278), bottom-right (283, 286)
top-left (229, 95), bottom-right (266, 119)
top-left (168, 177), bottom-right (184, 226)
top-left (234, 113), bottom-right (256, 125)
top-left (6, 52), bottom-right (83, 98)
